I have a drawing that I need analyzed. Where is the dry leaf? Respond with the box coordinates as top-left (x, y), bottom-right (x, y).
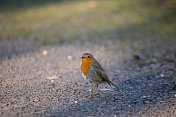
top-left (100, 46), bottom-right (106, 51)
top-left (88, 1), bottom-right (98, 8)
top-left (45, 75), bottom-right (59, 80)
top-left (133, 54), bottom-right (141, 60)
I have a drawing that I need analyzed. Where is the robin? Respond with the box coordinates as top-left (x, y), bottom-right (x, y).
top-left (81, 53), bottom-right (120, 97)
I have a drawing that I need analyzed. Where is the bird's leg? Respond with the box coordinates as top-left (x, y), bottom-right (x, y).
top-left (91, 84), bottom-right (98, 97)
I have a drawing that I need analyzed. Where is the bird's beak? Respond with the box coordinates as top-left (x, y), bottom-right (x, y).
top-left (81, 56), bottom-right (85, 59)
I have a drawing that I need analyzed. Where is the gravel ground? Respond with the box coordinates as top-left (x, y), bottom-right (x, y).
top-left (0, 42), bottom-right (176, 117)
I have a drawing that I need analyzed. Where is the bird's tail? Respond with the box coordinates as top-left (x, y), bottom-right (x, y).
top-left (108, 81), bottom-right (120, 92)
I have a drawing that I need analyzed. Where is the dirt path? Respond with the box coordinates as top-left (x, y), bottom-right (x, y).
top-left (0, 43), bottom-right (176, 117)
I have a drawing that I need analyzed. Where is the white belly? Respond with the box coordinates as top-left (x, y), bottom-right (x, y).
top-left (82, 73), bottom-right (88, 80)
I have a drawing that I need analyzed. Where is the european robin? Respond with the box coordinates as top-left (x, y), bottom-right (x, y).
top-left (81, 53), bottom-right (120, 97)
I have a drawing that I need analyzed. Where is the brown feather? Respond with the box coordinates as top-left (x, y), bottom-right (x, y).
top-left (92, 59), bottom-right (120, 91)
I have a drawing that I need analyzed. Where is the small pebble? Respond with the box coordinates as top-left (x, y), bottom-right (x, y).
top-left (75, 101), bottom-right (78, 104)
top-left (67, 55), bottom-right (73, 60)
top-left (143, 96), bottom-right (146, 99)
top-left (160, 74), bottom-right (164, 77)
top-left (42, 50), bottom-right (48, 55)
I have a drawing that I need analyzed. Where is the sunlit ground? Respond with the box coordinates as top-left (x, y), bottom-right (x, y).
top-left (0, 0), bottom-right (175, 45)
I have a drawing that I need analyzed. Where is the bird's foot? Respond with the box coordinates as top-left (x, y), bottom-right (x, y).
top-left (86, 92), bottom-right (97, 98)
top-left (87, 95), bottom-right (94, 98)
top-left (86, 93), bottom-right (95, 98)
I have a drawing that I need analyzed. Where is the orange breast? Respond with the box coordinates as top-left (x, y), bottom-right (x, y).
top-left (81, 59), bottom-right (93, 75)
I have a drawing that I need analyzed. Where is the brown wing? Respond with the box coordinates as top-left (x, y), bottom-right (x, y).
top-left (92, 60), bottom-right (120, 91)
top-left (92, 60), bottom-right (111, 84)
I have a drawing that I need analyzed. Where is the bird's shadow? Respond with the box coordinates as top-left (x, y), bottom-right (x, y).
top-left (49, 72), bottom-right (175, 116)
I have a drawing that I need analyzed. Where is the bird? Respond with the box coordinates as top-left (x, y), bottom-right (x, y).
top-left (80, 53), bottom-right (120, 97)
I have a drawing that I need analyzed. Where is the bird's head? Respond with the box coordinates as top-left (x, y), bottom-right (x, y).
top-left (81, 53), bottom-right (94, 63)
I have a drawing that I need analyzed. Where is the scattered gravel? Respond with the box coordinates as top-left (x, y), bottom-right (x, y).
top-left (0, 42), bottom-right (176, 117)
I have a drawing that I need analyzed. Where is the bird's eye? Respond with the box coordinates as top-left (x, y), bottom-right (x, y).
top-left (88, 56), bottom-right (90, 58)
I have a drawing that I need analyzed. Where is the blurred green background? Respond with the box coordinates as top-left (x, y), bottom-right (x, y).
top-left (0, 0), bottom-right (175, 45)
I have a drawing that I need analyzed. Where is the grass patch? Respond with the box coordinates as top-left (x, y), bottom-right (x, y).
top-left (0, 0), bottom-right (175, 45)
